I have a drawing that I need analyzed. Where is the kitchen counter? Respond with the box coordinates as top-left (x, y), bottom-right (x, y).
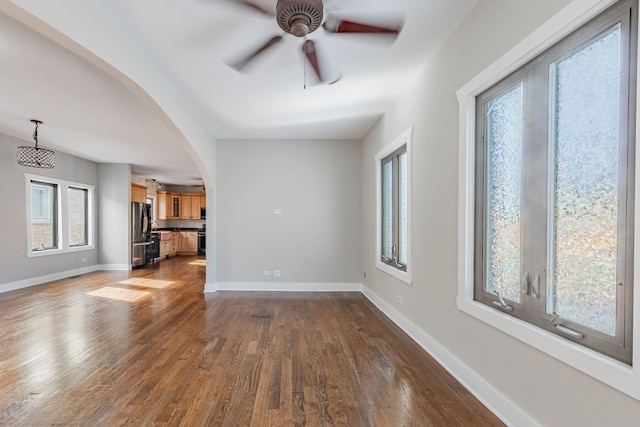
top-left (151, 229), bottom-right (200, 255)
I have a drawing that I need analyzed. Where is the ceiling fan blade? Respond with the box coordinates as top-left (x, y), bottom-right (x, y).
top-left (229, 0), bottom-right (274, 16)
top-left (323, 19), bottom-right (401, 36)
top-left (228, 35), bottom-right (283, 71)
top-left (303, 40), bottom-right (323, 82)
top-left (302, 40), bottom-right (341, 86)
top-left (235, 0), bottom-right (274, 16)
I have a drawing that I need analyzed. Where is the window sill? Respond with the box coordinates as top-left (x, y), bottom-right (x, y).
top-left (27, 244), bottom-right (95, 258)
top-left (456, 296), bottom-right (636, 395)
top-left (376, 260), bottom-right (412, 285)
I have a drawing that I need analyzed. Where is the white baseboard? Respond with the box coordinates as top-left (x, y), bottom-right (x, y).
top-left (98, 264), bottom-right (131, 271)
top-left (207, 282), bottom-right (363, 293)
top-left (0, 265), bottom-right (101, 294)
top-left (360, 285), bottom-right (531, 427)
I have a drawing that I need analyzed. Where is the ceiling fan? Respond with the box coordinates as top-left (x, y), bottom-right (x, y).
top-left (223, 0), bottom-right (403, 85)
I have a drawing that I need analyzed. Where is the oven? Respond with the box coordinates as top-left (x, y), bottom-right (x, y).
top-left (197, 228), bottom-right (206, 255)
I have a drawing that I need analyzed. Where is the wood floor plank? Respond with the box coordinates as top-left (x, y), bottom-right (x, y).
top-left (0, 256), bottom-right (504, 426)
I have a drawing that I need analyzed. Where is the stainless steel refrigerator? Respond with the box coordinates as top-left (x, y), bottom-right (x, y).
top-left (131, 202), bottom-right (152, 268)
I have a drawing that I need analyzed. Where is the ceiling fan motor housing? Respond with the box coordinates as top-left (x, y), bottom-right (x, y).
top-left (276, 0), bottom-right (324, 37)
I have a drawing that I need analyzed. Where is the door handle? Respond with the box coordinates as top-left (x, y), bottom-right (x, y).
top-left (492, 290), bottom-right (513, 311)
top-left (522, 272), bottom-right (529, 295)
top-left (551, 316), bottom-right (584, 339)
top-left (532, 274), bottom-right (540, 298)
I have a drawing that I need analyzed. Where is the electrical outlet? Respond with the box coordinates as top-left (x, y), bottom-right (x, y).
top-left (263, 271), bottom-right (271, 276)
top-left (81, 257), bottom-right (87, 263)
top-left (273, 270), bottom-right (281, 278)
top-left (396, 294), bottom-right (403, 304)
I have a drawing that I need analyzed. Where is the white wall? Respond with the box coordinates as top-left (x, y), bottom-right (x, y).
top-left (214, 139), bottom-right (361, 287)
top-left (0, 132), bottom-right (99, 289)
top-left (360, 0), bottom-right (640, 425)
top-left (97, 163), bottom-right (130, 269)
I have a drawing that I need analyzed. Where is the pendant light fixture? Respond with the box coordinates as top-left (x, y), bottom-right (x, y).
top-left (16, 119), bottom-right (55, 169)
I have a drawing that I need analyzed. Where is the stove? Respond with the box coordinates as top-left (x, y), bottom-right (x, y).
top-left (197, 226), bottom-right (206, 255)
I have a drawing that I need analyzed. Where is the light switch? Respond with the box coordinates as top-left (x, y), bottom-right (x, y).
top-left (273, 209), bottom-right (282, 215)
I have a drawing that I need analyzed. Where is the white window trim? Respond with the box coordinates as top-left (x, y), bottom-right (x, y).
top-left (457, 0), bottom-right (640, 400)
top-left (25, 173), bottom-right (95, 257)
top-left (375, 126), bottom-right (413, 284)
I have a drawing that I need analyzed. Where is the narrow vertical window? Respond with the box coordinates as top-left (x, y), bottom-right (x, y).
top-left (30, 181), bottom-right (58, 251)
top-left (484, 83), bottom-right (524, 304)
top-left (380, 145), bottom-right (407, 271)
top-left (398, 151), bottom-right (408, 266)
top-left (382, 157), bottom-right (394, 262)
top-left (68, 187), bottom-right (88, 247)
top-left (549, 24), bottom-right (623, 337)
top-left (376, 127), bottom-right (412, 283)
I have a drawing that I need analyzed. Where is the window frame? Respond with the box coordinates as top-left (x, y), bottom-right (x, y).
top-left (375, 127), bottom-right (413, 284)
top-left (29, 180), bottom-right (59, 251)
top-left (457, 0), bottom-right (640, 400)
top-left (474, 6), bottom-right (634, 363)
top-left (68, 186), bottom-right (89, 248)
top-left (25, 174), bottom-right (95, 257)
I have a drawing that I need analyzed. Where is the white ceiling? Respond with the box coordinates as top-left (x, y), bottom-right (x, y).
top-left (0, 0), bottom-right (477, 184)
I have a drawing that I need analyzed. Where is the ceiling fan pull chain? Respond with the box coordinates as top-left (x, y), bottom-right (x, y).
top-left (303, 37), bottom-right (307, 90)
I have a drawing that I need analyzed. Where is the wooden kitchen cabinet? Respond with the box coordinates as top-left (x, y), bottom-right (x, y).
top-left (131, 184), bottom-right (147, 203)
top-left (157, 191), bottom-right (205, 220)
top-left (157, 191), bottom-right (182, 220)
top-left (170, 194), bottom-right (181, 219)
top-left (181, 195), bottom-right (201, 220)
top-left (171, 233), bottom-right (178, 255)
top-left (179, 231), bottom-right (197, 253)
top-left (158, 232), bottom-right (178, 259)
top-left (159, 240), bottom-right (169, 257)
top-left (156, 191), bottom-right (169, 220)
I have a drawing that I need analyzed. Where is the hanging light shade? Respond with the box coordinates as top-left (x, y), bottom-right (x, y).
top-left (17, 119), bottom-right (55, 169)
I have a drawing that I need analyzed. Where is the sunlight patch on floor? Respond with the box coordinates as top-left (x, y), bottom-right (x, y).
top-left (119, 278), bottom-right (174, 289)
top-left (86, 286), bottom-right (151, 302)
top-left (189, 259), bottom-right (207, 266)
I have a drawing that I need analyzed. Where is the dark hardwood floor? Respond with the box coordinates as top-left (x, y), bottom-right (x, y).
top-left (0, 256), bottom-right (503, 426)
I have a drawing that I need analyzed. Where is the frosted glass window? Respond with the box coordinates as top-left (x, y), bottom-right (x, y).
top-left (398, 152), bottom-right (408, 265)
top-left (474, 0), bottom-right (634, 364)
top-left (379, 143), bottom-right (408, 272)
top-left (485, 83), bottom-right (523, 303)
top-left (382, 159), bottom-right (394, 259)
top-left (549, 25), bottom-right (621, 336)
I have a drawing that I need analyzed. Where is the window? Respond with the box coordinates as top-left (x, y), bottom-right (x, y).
top-left (376, 127), bottom-right (412, 283)
top-left (30, 181), bottom-right (58, 251)
top-left (68, 187), bottom-right (88, 247)
top-left (473, 0), bottom-right (635, 364)
top-left (458, 0), bottom-right (640, 402)
top-left (26, 174), bottom-right (94, 256)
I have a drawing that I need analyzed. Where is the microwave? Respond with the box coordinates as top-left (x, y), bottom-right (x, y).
top-left (200, 207), bottom-right (206, 219)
